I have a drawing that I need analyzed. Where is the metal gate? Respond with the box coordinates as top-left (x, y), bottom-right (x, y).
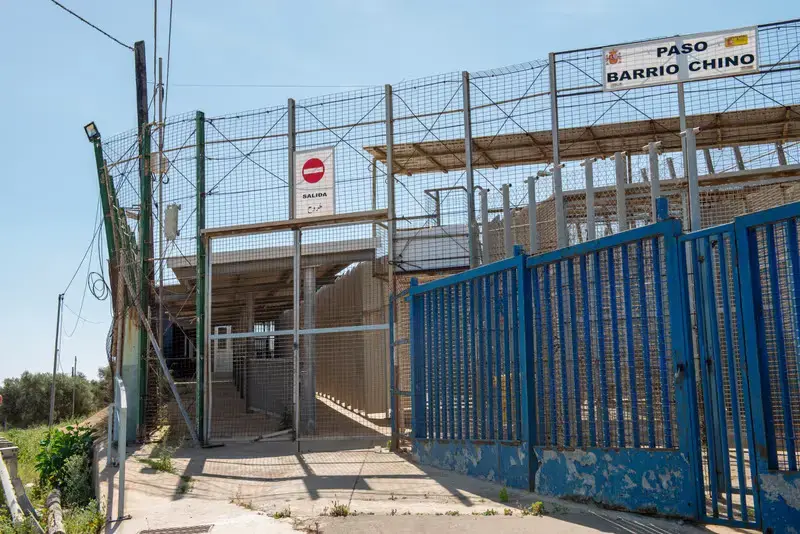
top-left (205, 216), bottom-right (392, 444)
top-left (685, 201), bottom-right (800, 531)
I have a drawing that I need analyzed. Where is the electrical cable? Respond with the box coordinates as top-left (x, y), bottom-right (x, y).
top-left (48, 0), bottom-right (133, 51)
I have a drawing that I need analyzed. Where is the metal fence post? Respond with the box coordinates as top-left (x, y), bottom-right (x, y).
top-left (515, 249), bottom-right (537, 489)
top-left (581, 159), bottom-right (596, 241)
top-left (480, 188), bottom-right (491, 264)
top-left (548, 53), bottom-right (567, 248)
top-left (408, 278), bottom-right (426, 438)
top-left (647, 141), bottom-right (662, 224)
top-left (614, 152), bottom-right (628, 232)
top-left (502, 184), bottom-right (513, 258)
top-left (527, 177), bottom-right (538, 254)
top-left (683, 128), bottom-right (701, 231)
top-left (462, 71), bottom-right (478, 268)
top-left (385, 83), bottom-right (399, 449)
top-left (288, 98), bottom-right (301, 442)
top-left (194, 111), bottom-right (206, 443)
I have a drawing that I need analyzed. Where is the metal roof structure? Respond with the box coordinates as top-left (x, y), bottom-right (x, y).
top-left (163, 237), bottom-right (381, 325)
top-left (365, 105), bottom-right (799, 175)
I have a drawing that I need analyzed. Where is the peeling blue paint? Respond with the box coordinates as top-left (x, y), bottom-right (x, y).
top-left (533, 447), bottom-right (694, 518)
top-left (759, 471), bottom-right (800, 534)
top-left (412, 439), bottom-right (529, 490)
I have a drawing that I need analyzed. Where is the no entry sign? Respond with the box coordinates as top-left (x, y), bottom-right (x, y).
top-left (294, 147), bottom-right (335, 218)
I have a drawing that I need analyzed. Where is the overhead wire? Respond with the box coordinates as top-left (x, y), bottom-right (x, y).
top-left (48, 0), bottom-right (133, 51)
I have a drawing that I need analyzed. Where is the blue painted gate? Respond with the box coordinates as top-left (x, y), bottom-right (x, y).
top-left (407, 200), bottom-right (800, 532)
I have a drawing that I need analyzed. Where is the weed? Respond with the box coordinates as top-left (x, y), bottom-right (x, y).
top-left (504, 508), bottom-right (514, 516)
top-left (177, 475), bottom-right (193, 495)
top-left (445, 510), bottom-right (459, 516)
top-left (401, 511), bottom-right (411, 516)
top-left (390, 509), bottom-right (397, 516)
top-left (230, 489), bottom-right (256, 511)
top-left (482, 509), bottom-right (498, 516)
top-left (499, 487), bottom-right (509, 503)
top-left (62, 499), bottom-right (106, 534)
top-left (328, 500), bottom-right (350, 517)
top-left (138, 449), bottom-right (175, 474)
top-left (273, 506), bottom-right (291, 519)
top-left (522, 501), bottom-right (545, 516)
top-left (389, 493), bottom-right (397, 501)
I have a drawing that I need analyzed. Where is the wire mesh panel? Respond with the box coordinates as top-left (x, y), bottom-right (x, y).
top-left (297, 223), bottom-right (390, 440)
top-left (528, 222), bottom-right (680, 449)
top-left (207, 231), bottom-right (296, 441)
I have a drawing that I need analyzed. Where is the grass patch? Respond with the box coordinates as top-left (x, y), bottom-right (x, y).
top-left (327, 501), bottom-right (350, 517)
top-left (273, 506), bottom-right (291, 519)
top-left (138, 452), bottom-right (175, 474)
top-left (0, 425), bottom-right (49, 486)
top-left (230, 490), bottom-right (256, 511)
top-left (177, 475), bottom-right (193, 495)
top-left (445, 510), bottom-right (459, 516)
top-left (503, 508), bottom-right (514, 516)
top-left (522, 501), bottom-right (545, 516)
top-left (499, 487), bottom-right (509, 503)
top-left (62, 500), bottom-right (106, 534)
top-left (482, 509), bottom-right (498, 516)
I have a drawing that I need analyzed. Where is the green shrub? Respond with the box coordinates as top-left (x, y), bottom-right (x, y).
top-left (499, 487), bottom-right (509, 503)
top-left (35, 426), bottom-right (94, 489)
top-left (63, 501), bottom-right (105, 534)
top-left (62, 454), bottom-right (93, 508)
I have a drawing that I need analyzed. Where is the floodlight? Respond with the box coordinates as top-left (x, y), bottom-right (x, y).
top-left (84, 122), bottom-right (100, 141)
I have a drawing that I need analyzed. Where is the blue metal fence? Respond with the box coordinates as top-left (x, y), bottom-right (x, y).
top-left (408, 200), bottom-right (800, 531)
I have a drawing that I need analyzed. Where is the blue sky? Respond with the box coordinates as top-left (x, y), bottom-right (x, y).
top-left (0, 0), bottom-right (794, 382)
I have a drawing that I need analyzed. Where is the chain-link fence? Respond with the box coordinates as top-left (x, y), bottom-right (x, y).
top-left (97, 19), bottom-right (800, 446)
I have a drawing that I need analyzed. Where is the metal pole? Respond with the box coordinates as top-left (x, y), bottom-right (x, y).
top-left (194, 110), bottom-right (206, 442)
top-left (157, 57), bottom-right (165, 368)
top-left (527, 177), bottom-right (538, 254)
top-left (288, 98), bottom-right (301, 444)
top-left (548, 53), bottom-right (567, 248)
top-left (385, 83), bottom-right (399, 450)
top-left (204, 237), bottom-right (213, 442)
top-left (49, 293), bottom-right (64, 428)
top-left (582, 159), bottom-right (596, 241)
top-left (480, 188), bottom-right (491, 264)
top-left (462, 71), bottom-right (478, 268)
top-left (647, 142), bottom-right (661, 224)
top-left (71, 356), bottom-right (77, 419)
top-left (683, 128), bottom-right (701, 231)
top-left (614, 152), bottom-right (627, 232)
top-left (502, 184), bottom-right (513, 258)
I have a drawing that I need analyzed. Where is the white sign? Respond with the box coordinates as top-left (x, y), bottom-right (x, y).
top-left (294, 147), bottom-right (335, 218)
top-left (603, 27), bottom-right (758, 91)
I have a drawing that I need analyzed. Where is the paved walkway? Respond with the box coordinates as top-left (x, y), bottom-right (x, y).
top-left (98, 441), bottom-right (750, 533)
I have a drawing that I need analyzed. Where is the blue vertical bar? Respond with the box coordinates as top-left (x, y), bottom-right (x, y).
top-left (765, 224), bottom-right (797, 470)
top-left (555, 261), bottom-right (571, 446)
top-left (788, 219), bottom-right (800, 412)
top-left (692, 239), bottom-right (720, 516)
top-left (484, 275), bottom-right (495, 440)
top-left (608, 247), bottom-right (625, 447)
top-left (532, 267), bottom-right (546, 441)
top-left (717, 233), bottom-right (749, 520)
top-left (470, 279), bottom-right (479, 439)
top-left (478, 277), bottom-right (487, 438)
top-left (567, 259), bottom-right (583, 447)
top-left (441, 287), bottom-right (449, 438)
top-left (516, 254), bottom-right (536, 489)
top-left (447, 286), bottom-right (455, 439)
top-left (511, 267), bottom-right (522, 441)
top-left (409, 281), bottom-right (427, 438)
top-left (455, 284), bottom-right (463, 441)
top-left (703, 235), bottom-right (733, 513)
top-left (621, 244), bottom-right (639, 448)
top-left (593, 251), bottom-right (611, 447)
top-left (544, 266), bottom-right (557, 445)
top-left (433, 290), bottom-right (441, 440)
top-left (493, 274), bottom-right (503, 440)
top-left (636, 241), bottom-right (655, 448)
top-left (425, 292), bottom-right (433, 439)
top-left (461, 282), bottom-right (470, 440)
top-left (502, 270), bottom-right (513, 440)
top-left (390, 293), bottom-right (396, 440)
top-left (652, 237), bottom-right (672, 448)
top-left (580, 255), bottom-right (596, 446)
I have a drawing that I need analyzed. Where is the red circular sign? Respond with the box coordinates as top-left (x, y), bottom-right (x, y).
top-left (302, 157), bottom-right (325, 184)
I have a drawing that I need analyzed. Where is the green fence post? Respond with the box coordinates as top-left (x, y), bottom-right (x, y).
top-left (195, 111), bottom-right (206, 443)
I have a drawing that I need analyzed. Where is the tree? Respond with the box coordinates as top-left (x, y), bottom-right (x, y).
top-left (0, 370), bottom-right (106, 429)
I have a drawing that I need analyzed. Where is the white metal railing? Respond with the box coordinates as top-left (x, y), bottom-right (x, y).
top-left (106, 377), bottom-right (127, 520)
